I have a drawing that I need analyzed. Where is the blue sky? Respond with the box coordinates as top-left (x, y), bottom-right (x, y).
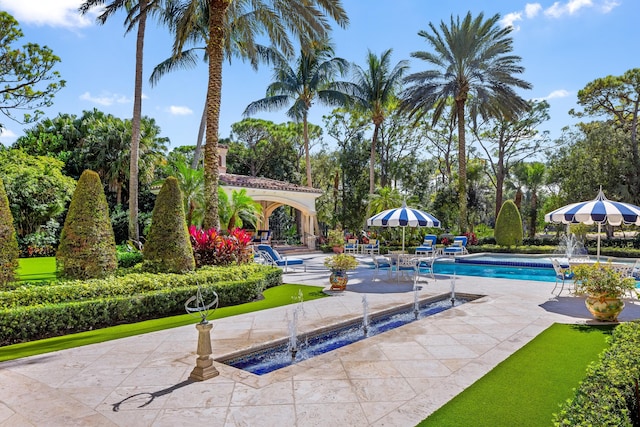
top-left (0, 0), bottom-right (636, 152)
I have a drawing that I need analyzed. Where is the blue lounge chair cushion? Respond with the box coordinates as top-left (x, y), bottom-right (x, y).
top-left (257, 244), bottom-right (304, 267)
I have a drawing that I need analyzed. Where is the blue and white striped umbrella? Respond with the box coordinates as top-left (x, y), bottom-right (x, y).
top-left (367, 203), bottom-right (440, 251)
top-left (545, 189), bottom-right (640, 260)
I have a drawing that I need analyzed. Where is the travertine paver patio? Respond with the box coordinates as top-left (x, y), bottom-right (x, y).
top-left (1, 253), bottom-right (639, 426)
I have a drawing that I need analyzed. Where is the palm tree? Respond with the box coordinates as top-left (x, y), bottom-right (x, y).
top-left (79, 0), bottom-right (160, 244)
top-left (351, 49), bottom-right (409, 195)
top-left (367, 186), bottom-right (403, 215)
top-left (243, 42), bottom-right (352, 187)
top-left (171, 158), bottom-right (204, 225)
top-left (218, 188), bottom-right (262, 230)
top-left (402, 12), bottom-right (532, 232)
top-left (151, 0), bottom-right (277, 169)
top-left (173, 0), bottom-right (349, 230)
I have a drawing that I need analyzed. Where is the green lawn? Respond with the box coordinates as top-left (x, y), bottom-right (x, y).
top-left (0, 283), bottom-right (327, 362)
top-left (16, 256), bottom-right (57, 281)
top-left (418, 323), bottom-right (614, 427)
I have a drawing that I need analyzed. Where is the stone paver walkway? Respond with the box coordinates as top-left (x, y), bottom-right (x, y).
top-left (1, 253), bottom-right (639, 426)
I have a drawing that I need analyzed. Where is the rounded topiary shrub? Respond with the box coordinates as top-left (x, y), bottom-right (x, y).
top-left (0, 177), bottom-right (19, 286)
top-left (143, 176), bottom-right (195, 273)
top-left (494, 200), bottom-right (523, 247)
top-left (57, 170), bottom-right (118, 279)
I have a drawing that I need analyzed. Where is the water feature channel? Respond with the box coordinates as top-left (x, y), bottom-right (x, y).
top-left (218, 293), bottom-right (481, 375)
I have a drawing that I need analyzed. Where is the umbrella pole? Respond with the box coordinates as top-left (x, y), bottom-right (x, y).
top-left (402, 227), bottom-right (406, 252)
top-left (597, 223), bottom-right (601, 262)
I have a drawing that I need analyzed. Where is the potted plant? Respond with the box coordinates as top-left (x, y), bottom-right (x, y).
top-left (324, 253), bottom-right (359, 291)
top-left (571, 262), bottom-right (637, 321)
top-left (327, 229), bottom-right (345, 253)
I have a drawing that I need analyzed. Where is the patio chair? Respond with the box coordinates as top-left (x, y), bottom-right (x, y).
top-left (344, 239), bottom-right (359, 255)
top-left (550, 258), bottom-right (574, 296)
top-left (361, 239), bottom-right (380, 256)
top-left (416, 254), bottom-right (436, 282)
top-left (442, 236), bottom-right (468, 256)
top-left (252, 230), bottom-right (271, 244)
top-left (415, 234), bottom-right (437, 256)
top-left (372, 255), bottom-right (392, 281)
top-left (396, 254), bottom-right (419, 285)
top-left (256, 244), bottom-right (306, 273)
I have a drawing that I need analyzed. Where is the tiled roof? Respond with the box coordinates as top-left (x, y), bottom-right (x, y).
top-left (220, 173), bottom-right (323, 194)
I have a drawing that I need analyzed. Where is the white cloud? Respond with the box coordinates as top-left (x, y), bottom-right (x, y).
top-left (525, 3), bottom-right (543, 18)
top-left (545, 0), bottom-right (593, 18)
top-left (0, 128), bottom-right (16, 138)
top-left (500, 12), bottom-right (523, 29)
top-left (601, 0), bottom-right (620, 13)
top-left (0, 0), bottom-right (98, 29)
top-left (80, 91), bottom-right (131, 106)
top-left (168, 106), bottom-right (193, 116)
top-left (538, 89), bottom-right (571, 101)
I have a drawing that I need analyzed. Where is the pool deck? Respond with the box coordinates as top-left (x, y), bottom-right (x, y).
top-left (2, 253), bottom-right (640, 426)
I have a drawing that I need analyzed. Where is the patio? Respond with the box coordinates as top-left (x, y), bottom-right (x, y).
top-left (1, 253), bottom-right (639, 426)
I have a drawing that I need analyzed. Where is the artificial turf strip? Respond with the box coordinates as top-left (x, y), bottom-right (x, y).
top-left (16, 257), bottom-right (58, 282)
top-left (418, 323), bottom-right (615, 427)
top-left (0, 284), bottom-right (327, 362)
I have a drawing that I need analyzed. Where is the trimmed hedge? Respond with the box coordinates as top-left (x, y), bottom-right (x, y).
top-left (554, 321), bottom-right (640, 426)
top-left (494, 200), bottom-right (523, 247)
top-left (0, 177), bottom-right (19, 286)
top-left (0, 264), bottom-right (281, 345)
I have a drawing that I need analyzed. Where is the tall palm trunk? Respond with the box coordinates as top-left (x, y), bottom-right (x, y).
top-left (456, 98), bottom-right (468, 232)
top-left (128, 0), bottom-right (146, 243)
top-left (369, 124), bottom-right (380, 194)
top-left (203, 0), bottom-right (229, 230)
top-left (191, 101), bottom-right (207, 169)
top-left (303, 113), bottom-right (312, 187)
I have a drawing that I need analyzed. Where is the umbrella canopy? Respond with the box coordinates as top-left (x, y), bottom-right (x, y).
top-left (367, 203), bottom-right (441, 251)
top-left (544, 189), bottom-right (640, 260)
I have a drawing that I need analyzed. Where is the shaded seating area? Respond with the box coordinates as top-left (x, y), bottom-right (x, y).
top-left (443, 236), bottom-right (468, 256)
top-left (252, 230), bottom-right (272, 245)
top-left (256, 244), bottom-right (306, 272)
top-left (361, 239), bottom-right (380, 256)
top-left (415, 234), bottom-right (437, 256)
top-left (344, 239), bottom-right (359, 254)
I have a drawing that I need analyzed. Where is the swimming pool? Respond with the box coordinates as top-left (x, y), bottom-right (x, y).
top-left (429, 253), bottom-right (639, 283)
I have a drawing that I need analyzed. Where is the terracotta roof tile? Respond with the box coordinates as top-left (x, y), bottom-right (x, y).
top-left (219, 173), bottom-right (323, 194)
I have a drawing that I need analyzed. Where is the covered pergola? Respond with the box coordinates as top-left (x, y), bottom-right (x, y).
top-left (218, 146), bottom-right (322, 249)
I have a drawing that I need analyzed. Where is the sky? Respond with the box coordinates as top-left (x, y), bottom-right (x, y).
top-left (0, 0), bottom-right (637, 152)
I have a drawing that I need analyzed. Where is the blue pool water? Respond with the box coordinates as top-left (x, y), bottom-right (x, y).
top-left (431, 261), bottom-right (556, 282)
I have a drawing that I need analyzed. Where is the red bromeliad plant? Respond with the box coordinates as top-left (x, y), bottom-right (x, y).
top-left (189, 226), bottom-right (253, 267)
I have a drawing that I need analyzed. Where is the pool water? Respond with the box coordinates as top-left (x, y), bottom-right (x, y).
top-left (431, 261), bottom-right (556, 282)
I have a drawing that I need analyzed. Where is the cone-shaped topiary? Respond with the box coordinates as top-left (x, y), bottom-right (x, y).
top-left (494, 200), bottom-right (523, 247)
top-left (0, 177), bottom-right (19, 286)
top-left (57, 170), bottom-right (117, 279)
top-left (143, 176), bottom-right (195, 273)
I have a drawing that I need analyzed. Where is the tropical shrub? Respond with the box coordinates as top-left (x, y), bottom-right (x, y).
top-left (189, 226), bottom-right (253, 267)
top-left (494, 200), bottom-right (523, 247)
top-left (18, 219), bottom-right (59, 257)
top-left (143, 176), bottom-right (195, 273)
top-left (554, 321), bottom-right (640, 426)
top-left (0, 177), bottom-right (19, 286)
top-left (56, 170), bottom-right (117, 279)
top-left (116, 244), bottom-right (143, 268)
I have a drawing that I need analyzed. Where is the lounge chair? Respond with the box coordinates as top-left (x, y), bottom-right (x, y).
top-left (415, 234), bottom-right (437, 256)
top-left (442, 236), bottom-right (468, 256)
top-left (256, 244), bottom-right (306, 272)
top-left (550, 258), bottom-right (574, 296)
top-left (361, 239), bottom-right (380, 256)
top-left (344, 239), bottom-right (359, 255)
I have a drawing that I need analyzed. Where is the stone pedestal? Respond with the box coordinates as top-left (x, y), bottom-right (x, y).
top-left (189, 322), bottom-right (219, 381)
